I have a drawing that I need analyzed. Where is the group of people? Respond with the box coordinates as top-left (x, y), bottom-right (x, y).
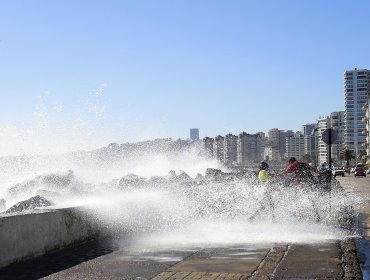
top-left (258, 157), bottom-right (330, 189)
top-left (250, 157), bottom-right (330, 222)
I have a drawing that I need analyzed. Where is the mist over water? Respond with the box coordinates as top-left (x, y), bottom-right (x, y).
top-left (0, 148), bottom-right (361, 250)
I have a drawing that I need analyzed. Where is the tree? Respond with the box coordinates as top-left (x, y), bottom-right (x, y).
top-left (341, 149), bottom-right (355, 166)
top-left (358, 150), bottom-right (367, 163)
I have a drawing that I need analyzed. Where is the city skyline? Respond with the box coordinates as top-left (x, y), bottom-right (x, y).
top-left (1, 1), bottom-right (370, 156)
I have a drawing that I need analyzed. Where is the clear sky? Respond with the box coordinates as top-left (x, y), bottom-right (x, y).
top-left (1, 0), bottom-right (370, 156)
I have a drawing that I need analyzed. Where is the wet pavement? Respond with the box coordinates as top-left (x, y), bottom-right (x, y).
top-left (0, 175), bottom-right (368, 280)
top-left (337, 174), bottom-right (370, 280)
top-left (0, 240), bottom-right (360, 280)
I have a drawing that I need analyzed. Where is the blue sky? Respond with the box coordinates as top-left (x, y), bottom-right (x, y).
top-left (0, 0), bottom-right (369, 155)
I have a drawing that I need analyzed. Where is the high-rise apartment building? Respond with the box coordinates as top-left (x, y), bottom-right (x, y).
top-left (237, 132), bottom-right (261, 166)
top-left (344, 69), bottom-right (370, 154)
top-left (267, 128), bottom-right (285, 161)
top-left (257, 132), bottom-right (267, 161)
top-left (365, 101), bottom-right (370, 162)
top-left (223, 134), bottom-right (238, 166)
top-left (202, 137), bottom-right (214, 157)
top-left (304, 134), bottom-right (317, 164)
top-left (364, 100), bottom-right (370, 163)
top-left (317, 116), bottom-right (329, 164)
top-left (302, 123), bottom-right (317, 163)
top-left (285, 132), bottom-right (305, 160)
top-left (302, 124), bottom-right (317, 137)
top-left (190, 128), bottom-right (199, 142)
top-left (364, 101), bottom-right (370, 163)
top-left (213, 135), bottom-right (224, 161)
top-left (330, 111), bottom-right (345, 165)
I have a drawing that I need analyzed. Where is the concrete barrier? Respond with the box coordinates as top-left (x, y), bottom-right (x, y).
top-left (0, 207), bottom-right (98, 268)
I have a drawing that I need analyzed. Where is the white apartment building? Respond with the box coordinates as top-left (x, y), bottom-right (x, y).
top-left (344, 69), bottom-right (369, 155)
top-left (330, 111), bottom-right (345, 165)
top-left (213, 135), bottom-right (224, 161)
top-left (285, 132), bottom-right (305, 160)
top-left (365, 101), bottom-right (370, 162)
top-left (202, 137), bottom-right (214, 157)
top-left (317, 116), bottom-right (329, 164)
top-left (237, 132), bottom-right (261, 166)
top-left (267, 128), bottom-right (294, 161)
top-left (223, 134), bottom-right (238, 166)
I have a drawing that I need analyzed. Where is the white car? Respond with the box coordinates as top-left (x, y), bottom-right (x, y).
top-left (332, 168), bottom-right (345, 177)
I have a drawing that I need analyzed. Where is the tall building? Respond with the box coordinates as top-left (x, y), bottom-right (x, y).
top-left (302, 124), bottom-right (317, 137)
top-left (304, 133), bottom-right (317, 164)
top-left (330, 111), bottom-right (345, 165)
top-left (202, 137), bottom-right (214, 157)
top-left (237, 132), bottom-right (261, 166)
top-left (257, 132), bottom-right (267, 161)
top-left (344, 69), bottom-right (370, 155)
top-left (285, 132), bottom-right (305, 160)
top-left (317, 116), bottom-right (329, 164)
top-left (223, 134), bottom-right (238, 166)
top-left (267, 128), bottom-right (294, 161)
top-left (190, 128), bottom-right (199, 142)
top-left (302, 123), bottom-right (317, 163)
top-left (365, 101), bottom-right (370, 162)
top-left (267, 128), bottom-right (284, 161)
top-left (213, 135), bottom-right (225, 161)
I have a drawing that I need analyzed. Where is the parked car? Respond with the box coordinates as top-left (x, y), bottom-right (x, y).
top-left (354, 167), bottom-right (366, 177)
top-left (332, 167), bottom-right (345, 177)
top-left (367, 168), bottom-right (370, 174)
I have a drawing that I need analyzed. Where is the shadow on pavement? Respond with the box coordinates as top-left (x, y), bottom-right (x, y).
top-left (0, 239), bottom-right (117, 280)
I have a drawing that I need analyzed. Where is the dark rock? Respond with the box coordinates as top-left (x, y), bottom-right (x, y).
top-left (205, 168), bottom-right (223, 177)
top-left (148, 176), bottom-right (168, 186)
top-left (118, 174), bottom-right (146, 189)
top-left (168, 170), bottom-right (176, 178)
top-left (177, 171), bottom-right (192, 181)
top-left (6, 170), bottom-right (76, 199)
top-left (5, 195), bottom-right (54, 213)
top-left (42, 170), bottom-right (74, 187)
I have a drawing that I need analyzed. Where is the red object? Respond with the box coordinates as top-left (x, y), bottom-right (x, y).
top-left (354, 168), bottom-right (366, 177)
top-left (287, 161), bottom-right (315, 184)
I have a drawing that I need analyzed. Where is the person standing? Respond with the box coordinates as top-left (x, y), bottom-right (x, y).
top-left (251, 161), bottom-right (275, 222)
top-left (283, 157), bottom-right (318, 186)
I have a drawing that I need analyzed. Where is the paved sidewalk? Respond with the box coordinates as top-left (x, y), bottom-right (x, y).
top-left (152, 242), bottom-right (355, 280)
top-left (0, 236), bottom-right (360, 280)
top-left (337, 174), bottom-right (370, 279)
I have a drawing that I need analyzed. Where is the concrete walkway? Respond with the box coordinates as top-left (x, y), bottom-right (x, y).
top-left (337, 174), bottom-right (370, 279)
top-left (0, 241), bottom-right (354, 280)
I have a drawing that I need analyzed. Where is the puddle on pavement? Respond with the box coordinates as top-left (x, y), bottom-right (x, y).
top-left (355, 237), bottom-right (370, 280)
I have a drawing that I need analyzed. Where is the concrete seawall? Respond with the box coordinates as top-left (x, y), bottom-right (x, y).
top-left (0, 207), bottom-right (97, 268)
